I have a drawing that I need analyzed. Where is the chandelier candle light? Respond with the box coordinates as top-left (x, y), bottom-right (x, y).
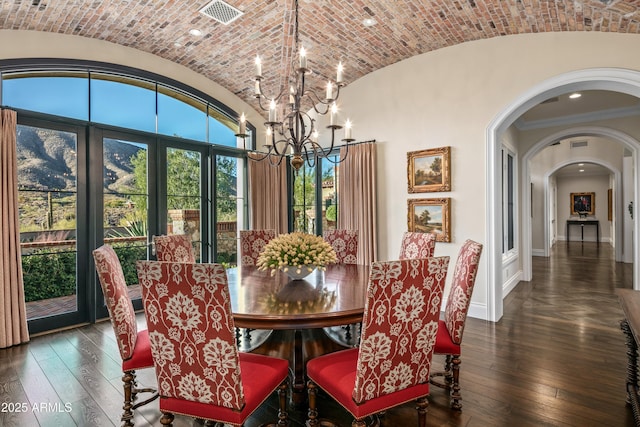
top-left (235, 0), bottom-right (354, 171)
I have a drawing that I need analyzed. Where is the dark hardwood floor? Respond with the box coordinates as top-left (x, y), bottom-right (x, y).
top-left (0, 242), bottom-right (636, 426)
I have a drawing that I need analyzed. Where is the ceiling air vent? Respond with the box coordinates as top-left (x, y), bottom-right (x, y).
top-left (199, 0), bottom-right (244, 25)
top-left (570, 140), bottom-right (588, 148)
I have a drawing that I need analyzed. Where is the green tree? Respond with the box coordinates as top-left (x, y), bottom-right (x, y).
top-left (129, 149), bottom-right (238, 221)
top-left (418, 208), bottom-right (431, 225)
top-left (167, 148), bottom-right (200, 209)
top-left (293, 166), bottom-right (316, 232)
top-left (216, 156), bottom-right (238, 221)
top-left (430, 157), bottom-right (442, 175)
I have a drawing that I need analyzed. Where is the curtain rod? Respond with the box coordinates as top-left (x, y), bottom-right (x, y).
top-left (342, 139), bottom-right (376, 147)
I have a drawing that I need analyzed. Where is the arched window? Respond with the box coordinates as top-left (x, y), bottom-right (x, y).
top-left (1, 60), bottom-right (248, 334)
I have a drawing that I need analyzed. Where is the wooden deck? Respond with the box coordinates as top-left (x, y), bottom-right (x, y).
top-left (2, 242), bottom-right (636, 426)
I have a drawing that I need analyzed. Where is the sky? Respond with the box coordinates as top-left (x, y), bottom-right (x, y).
top-left (3, 75), bottom-right (236, 147)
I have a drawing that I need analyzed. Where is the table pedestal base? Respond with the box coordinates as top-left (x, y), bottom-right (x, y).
top-left (249, 328), bottom-right (349, 407)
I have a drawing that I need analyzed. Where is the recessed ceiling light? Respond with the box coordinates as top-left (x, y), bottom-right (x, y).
top-left (569, 92), bottom-right (582, 99)
top-left (362, 18), bottom-right (377, 27)
top-left (189, 29), bottom-right (203, 36)
top-left (578, 163), bottom-right (584, 166)
top-left (579, 169), bottom-right (585, 172)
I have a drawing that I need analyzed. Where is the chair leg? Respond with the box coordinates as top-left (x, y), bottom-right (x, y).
top-left (450, 355), bottom-right (462, 410)
top-left (444, 354), bottom-right (453, 386)
top-left (416, 396), bottom-right (429, 427)
top-left (160, 412), bottom-right (174, 426)
top-left (277, 381), bottom-right (289, 426)
top-left (307, 380), bottom-right (319, 426)
top-left (121, 370), bottom-right (136, 427)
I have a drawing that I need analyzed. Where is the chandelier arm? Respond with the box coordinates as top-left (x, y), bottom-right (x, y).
top-left (302, 144), bottom-right (317, 169)
top-left (256, 94), bottom-right (272, 112)
top-left (267, 152), bottom-right (286, 167)
top-left (321, 142), bottom-right (349, 165)
top-left (248, 146), bottom-right (276, 162)
top-left (256, 79), bottom-right (287, 109)
top-left (270, 134), bottom-right (292, 157)
top-left (310, 101), bottom-right (331, 116)
top-left (304, 89), bottom-right (333, 109)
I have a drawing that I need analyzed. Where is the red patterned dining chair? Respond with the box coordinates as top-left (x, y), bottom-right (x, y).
top-left (92, 245), bottom-right (157, 427)
top-left (306, 256), bottom-right (450, 427)
top-left (136, 260), bottom-right (289, 426)
top-left (322, 229), bottom-right (360, 345)
top-left (323, 229), bottom-right (358, 264)
top-left (153, 234), bottom-right (196, 263)
top-left (430, 239), bottom-right (483, 410)
top-left (240, 229), bottom-right (276, 266)
top-left (398, 231), bottom-right (436, 259)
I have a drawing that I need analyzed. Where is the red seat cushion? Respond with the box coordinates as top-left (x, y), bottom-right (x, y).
top-left (433, 320), bottom-right (461, 355)
top-left (307, 348), bottom-right (430, 420)
top-left (122, 329), bottom-right (154, 371)
top-left (160, 352), bottom-right (289, 425)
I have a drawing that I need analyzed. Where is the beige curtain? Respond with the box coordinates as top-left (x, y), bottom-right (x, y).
top-left (247, 154), bottom-right (288, 233)
top-left (0, 109), bottom-right (29, 348)
top-left (337, 142), bottom-right (378, 265)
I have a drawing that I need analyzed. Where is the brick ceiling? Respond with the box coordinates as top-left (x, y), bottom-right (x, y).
top-left (2, 0), bottom-right (640, 114)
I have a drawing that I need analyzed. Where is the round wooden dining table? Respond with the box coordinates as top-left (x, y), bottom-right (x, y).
top-left (226, 263), bottom-right (370, 405)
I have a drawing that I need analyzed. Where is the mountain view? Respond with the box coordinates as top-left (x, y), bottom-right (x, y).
top-left (17, 125), bottom-right (140, 191)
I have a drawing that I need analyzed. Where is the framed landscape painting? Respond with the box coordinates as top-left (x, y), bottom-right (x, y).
top-left (407, 146), bottom-right (451, 193)
top-left (407, 198), bottom-right (451, 242)
top-left (570, 192), bottom-right (595, 215)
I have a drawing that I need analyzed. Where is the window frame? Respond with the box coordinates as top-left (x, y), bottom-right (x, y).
top-left (501, 146), bottom-right (518, 260)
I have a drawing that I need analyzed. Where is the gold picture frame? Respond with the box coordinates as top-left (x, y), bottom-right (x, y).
top-left (407, 198), bottom-right (451, 242)
top-left (407, 146), bottom-right (451, 193)
top-left (571, 192), bottom-right (595, 215)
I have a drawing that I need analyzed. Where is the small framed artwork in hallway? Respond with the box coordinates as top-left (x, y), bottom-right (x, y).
top-left (571, 191), bottom-right (595, 215)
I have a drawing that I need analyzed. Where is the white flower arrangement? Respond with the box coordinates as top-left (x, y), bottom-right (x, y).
top-left (257, 232), bottom-right (337, 276)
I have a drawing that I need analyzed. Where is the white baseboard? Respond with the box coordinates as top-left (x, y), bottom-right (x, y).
top-left (439, 300), bottom-right (490, 321)
top-left (503, 270), bottom-right (522, 298)
top-left (467, 302), bottom-right (486, 320)
top-left (532, 248), bottom-right (545, 257)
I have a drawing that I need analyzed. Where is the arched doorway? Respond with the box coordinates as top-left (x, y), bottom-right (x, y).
top-left (486, 68), bottom-right (640, 322)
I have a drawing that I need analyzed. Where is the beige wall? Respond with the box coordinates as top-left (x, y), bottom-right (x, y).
top-left (3, 29), bottom-right (640, 320)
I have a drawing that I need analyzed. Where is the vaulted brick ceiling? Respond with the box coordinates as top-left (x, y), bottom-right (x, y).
top-left (2, 0), bottom-right (639, 115)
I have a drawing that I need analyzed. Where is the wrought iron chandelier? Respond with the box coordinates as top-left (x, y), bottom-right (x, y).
top-left (236, 0), bottom-right (353, 171)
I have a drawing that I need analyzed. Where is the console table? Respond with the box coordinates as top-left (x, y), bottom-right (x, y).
top-left (617, 289), bottom-right (640, 426)
top-left (566, 218), bottom-right (599, 245)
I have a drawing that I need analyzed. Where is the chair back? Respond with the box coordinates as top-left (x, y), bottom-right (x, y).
top-left (136, 261), bottom-right (245, 409)
top-left (323, 229), bottom-right (358, 264)
top-left (353, 257), bottom-right (449, 403)
top-left (443, 239), bottom-right (483, 345)
top-left (398, 231), bottom-right (436, 259)
top-left (239, 229), bottom-right (276, 266)
top-left (153, 234), bottom-right (196, 263)
top-left (93, 245), bottom-right (138, 361)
